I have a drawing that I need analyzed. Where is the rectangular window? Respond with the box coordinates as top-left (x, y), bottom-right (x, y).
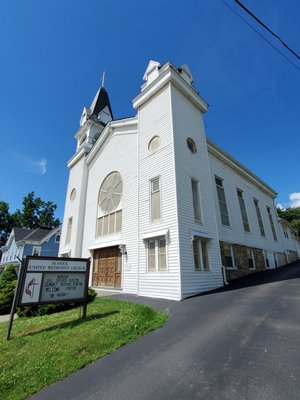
top-left (237, 189), bottom-right (250, 232)
top-left (254, 199), bottom-right (265, 236)
top-left (215, 177), bottom-right (230, 226)
top-left (151, 177), bottom-right (161, 222)
top-left (193, 238), bottom-right (209, 271)
top-left (267, 207), bottom-right (278, 241)
top-left (191, 179), bottom-right (201, 222)
top-left (247, 248), bottom-right (255, 269)
top-left (65, 217), bottom-right (73, 244)
top-left (96, 210), bottom-right (122, 237)
top-left (147, 237), bottom-right (167, 272)
top-left (32, 246), bottom-right (41, 256)
top-left (222, 243), bottom-right (235, 268)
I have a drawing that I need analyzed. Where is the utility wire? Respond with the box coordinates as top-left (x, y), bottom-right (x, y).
top-left (222, 0), bottom-right (300, 71)
top-left (234, 0), bottom-right (300, 60)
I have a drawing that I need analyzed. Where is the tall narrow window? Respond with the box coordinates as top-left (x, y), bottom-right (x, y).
top-left (65, 217), bottom-right (72, 244)
top-left (147, 237), bottom-right (167, 272)
top-left (191, 179), bottom-right (201, 222)
top-left (193, 238), bottom-right (209, 271)
top-left (237, 189), bottom-right (250, 232)
top-left (254, 199), bottom-right (265, 236)
top-left (151, 177), bottom-right (161, 222)
top-left (267, 207), bottom-right (278, 241)
top-left (247, 248), bottom-right (255, 269)
top-left (222, 243), bottom-right (235, 268)
top-left (215, 177), bottom-right (230, 226)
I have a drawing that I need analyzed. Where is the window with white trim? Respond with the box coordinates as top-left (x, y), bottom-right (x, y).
top-left (267, 206), bottom-right (278, 242)
top-left (150, 177), bottom-right (161, 222)
top-left (147, 237), bottom-right (167, 272)
top-left (96, 210), bottom-right (122, 237)
top-left (55, 233), bottom-right (61, 243)
top-left (32, 246), bottom-right (41, 256)
top-left (237, 189), bottom-right (250, 232)
top-left (65, 217), bottom-right (72, 244)
top-left (193, 238), bottom-right (209, 271)
top-left (215, 176), bottom-right (230, 226)
top-left (254, 199), bottom-right (265, 237)
top-left (191, 179), bottom-right (201, 223)
top-left (222, 243), bottom-right (235, 269)
top-left (247, 248), bottom-right (255, 269)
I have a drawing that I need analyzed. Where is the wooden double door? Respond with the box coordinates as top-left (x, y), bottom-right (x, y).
top-left (92, 246), bottom-right (122, 288)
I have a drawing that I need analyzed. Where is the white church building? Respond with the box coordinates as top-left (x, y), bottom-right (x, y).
top-left (59, 60), bottom-right (299, 301)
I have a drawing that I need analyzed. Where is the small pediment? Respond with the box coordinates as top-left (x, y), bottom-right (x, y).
top-left (178, 64), bottom-right (194, 85)
top-left (80, 107), bottom-right (91, 127)
top-left (143, 60), bottom-right (161, 85)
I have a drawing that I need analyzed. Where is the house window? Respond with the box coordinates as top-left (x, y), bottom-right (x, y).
top-left (254, 199), bottom-right (265, 236)
top-left (237, 189), bottom-right (250, 232)
top-left (222, 243), bottom-right (235, 269)
top-left (55, 233), bottom-right (61, 243)
top-left (267, 207), bottom-right (278, 242)
top-left (99, 171), bottom-right (123, 214)
top-left (148, 136), bottom-right (161, 152)
top-left (147, 237), bottom-right (167, 272)
top-left (247, 248), bottom-right (255, 269)
top-left (215, 176), bottom-right (230, 226)
top-left (187, 137), bottom-right (197, 154)
top-left (150, 177), bottom-right (161, 222)
top-left (96, 210), bottom-right (122, 237)
top-left (66, 217), bottom-right (73, 244)
top-left (191, 179), bottom-right (201, 222)
top-left (193, 238), bottom-right (209, 271)
top-left (32, 246), bottom-right (41, 256)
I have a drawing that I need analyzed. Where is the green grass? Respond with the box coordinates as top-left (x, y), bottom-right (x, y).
top-left (0, 298), bottom-right (167, 400)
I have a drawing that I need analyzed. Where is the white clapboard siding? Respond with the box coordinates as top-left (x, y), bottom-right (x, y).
top-left (59, 153), bottom-right (88, 258)
top-left (171, 85), bottom-right (223, 297)
top-left (137, 84), bottom-right (181, 300)
top-left (81, 122), bottom-right (139, 294)
top-left (208, 150), bottom-right (283, 266)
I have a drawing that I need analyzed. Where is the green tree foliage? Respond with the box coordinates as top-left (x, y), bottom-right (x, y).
top-left (0, 192), bottom-right (60, 246)
top-left (277, 207), bottom-right (300, 236)
top-left (0, 264), bottom-right (17, 315)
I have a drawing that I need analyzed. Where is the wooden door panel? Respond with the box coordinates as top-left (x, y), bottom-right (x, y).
top-left (92, 246), bottom-right (122, 289)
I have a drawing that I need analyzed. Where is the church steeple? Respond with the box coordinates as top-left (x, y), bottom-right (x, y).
top-left (77, 83), bottom-right (114, 153)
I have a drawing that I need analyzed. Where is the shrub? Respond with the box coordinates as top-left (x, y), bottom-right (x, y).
top-left (0, 264), bottom-right (17, 315)
top-left (17, 287), bottom-right (98, 317)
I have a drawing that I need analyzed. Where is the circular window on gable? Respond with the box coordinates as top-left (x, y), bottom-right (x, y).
top-left (99, 171), bottom-right (123, 214)
top-left (148, 136), bottom-right (161, 152)
top-left (70, 188), bottom-right (76, 201)
top-left (187, 137), bottom-right (197, 154)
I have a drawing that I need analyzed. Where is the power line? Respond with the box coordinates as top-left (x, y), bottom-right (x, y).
top-left (222, 0), bottom-right (300, 71)
top-left (234, 0), bottom-right (300, 60)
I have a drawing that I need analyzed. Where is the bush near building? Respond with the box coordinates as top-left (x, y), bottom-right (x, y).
top-left (0, 264), bottom-right (17, 315)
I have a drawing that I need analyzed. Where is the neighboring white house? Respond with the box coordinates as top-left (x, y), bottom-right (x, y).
top-left (59, 60), bottom-right (299, 300)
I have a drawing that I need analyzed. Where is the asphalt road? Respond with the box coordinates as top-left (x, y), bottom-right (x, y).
top-left (30, 262), bottom-right (300, 400)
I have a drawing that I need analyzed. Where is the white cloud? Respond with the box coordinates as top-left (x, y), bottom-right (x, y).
top-left (289, 192), bottom-right (300, 208)
top-left (15, 153), bottom-right (47, 175)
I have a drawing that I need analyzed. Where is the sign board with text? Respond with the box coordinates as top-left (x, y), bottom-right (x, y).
top-left (18, 256), bottom-right (90, 306)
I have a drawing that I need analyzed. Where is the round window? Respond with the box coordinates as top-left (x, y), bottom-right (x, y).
top-left (70, 188), bottom-right (76, 201)
top-left (148, 136), bottom-right (161, 152)
top-left (187, 137), bottom-right (197, 154)
top-left (99, 172), bottom-right (123, 214)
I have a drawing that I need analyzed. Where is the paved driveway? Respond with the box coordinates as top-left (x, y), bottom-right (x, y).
top-left (31, 262), bottom-right (300, 400)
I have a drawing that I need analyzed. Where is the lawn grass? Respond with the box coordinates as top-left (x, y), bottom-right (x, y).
top-left (0, 297), bottom-right (167, 400)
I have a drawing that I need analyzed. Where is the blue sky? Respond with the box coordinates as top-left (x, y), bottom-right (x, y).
top-left (0, 0), bottom-right (299, 220)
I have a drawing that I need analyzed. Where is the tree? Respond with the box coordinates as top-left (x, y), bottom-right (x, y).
top-left (0, 192), bottom-right (60, 246)
top-left (277, 206), bottom-right (300, 236)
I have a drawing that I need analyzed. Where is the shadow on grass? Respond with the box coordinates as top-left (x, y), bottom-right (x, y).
top-left (17, 311), bottom-right (120, 338)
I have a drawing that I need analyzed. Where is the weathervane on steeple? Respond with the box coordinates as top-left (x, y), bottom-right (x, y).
top-left (101, 71), bottom-right (106, 88)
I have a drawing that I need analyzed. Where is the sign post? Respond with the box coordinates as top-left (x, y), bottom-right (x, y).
top-left (6, 256), bottom-right (90, 340)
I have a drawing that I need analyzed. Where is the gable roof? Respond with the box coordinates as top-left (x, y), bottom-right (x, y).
top-left (90, 87), bottom-right (113, 120)
top-left (12, 227), bottom-right (53, 243)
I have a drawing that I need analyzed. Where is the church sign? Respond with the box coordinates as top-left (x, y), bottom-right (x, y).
top-left (6, 256), bottom-right (90, 340)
